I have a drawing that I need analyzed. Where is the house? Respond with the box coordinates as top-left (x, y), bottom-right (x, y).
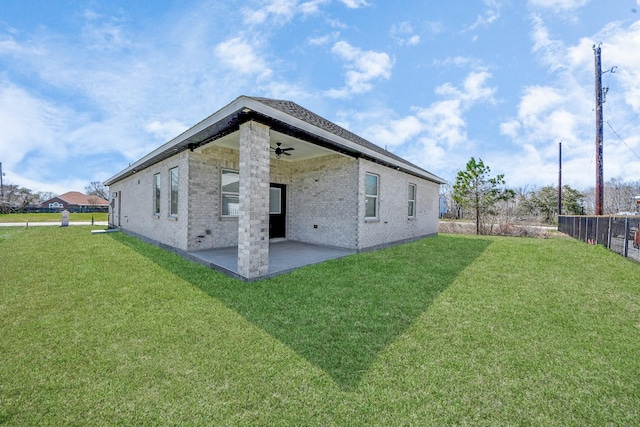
top-left (104, 96), bottom-right (446, 279)
top-left (40, 191), bottom-right (109, 212)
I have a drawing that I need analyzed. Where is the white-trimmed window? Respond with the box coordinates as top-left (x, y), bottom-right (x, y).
top-left (153, 173), bottom-right (161, 215)
top-left (408, 183), bottom-right (416, 218)
top-left (365, 173), bottom-right (379, 219)
top-left (221, 169), bottom-right (240, 217)
top-left (169, 167), bottom-right (179, 216)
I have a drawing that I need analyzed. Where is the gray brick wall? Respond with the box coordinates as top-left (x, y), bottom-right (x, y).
top-left (108, 152), bottom-right (189, 250)
top-left (289, 154), bottom-right (359, 249)
top-left (357, 158), bottom-right (439, 250)
top-left (187, 146), bottom-right (239, 251)
top-left (109, 137), bottom-right (440, 259)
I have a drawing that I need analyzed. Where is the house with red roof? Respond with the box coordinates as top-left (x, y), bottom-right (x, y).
top-left (40, 191), bottom-right (109, 212)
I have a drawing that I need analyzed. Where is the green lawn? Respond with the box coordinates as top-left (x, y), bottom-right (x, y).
top-left (0, 212), bottom-right (108, 223)
top-left (1, 227), bottom-right (639, 425)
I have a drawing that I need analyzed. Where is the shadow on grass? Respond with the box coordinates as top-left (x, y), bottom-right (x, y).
top-left (109, 233), bottom-right (492, 390)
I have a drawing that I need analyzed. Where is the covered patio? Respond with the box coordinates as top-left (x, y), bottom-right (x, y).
top-left (188, 240), bottom-right (356, 281)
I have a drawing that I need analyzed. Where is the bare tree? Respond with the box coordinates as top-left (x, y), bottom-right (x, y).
top-left (85, 181), bottom-right (108, 200)
top-left (583, 178), bottom-right (640, 215)
top-left (36, 191), bottom-right (58, 204)
top-left (604, 177), bottom-right (639, 214)
top-left (0, 184), bottom-right (38, 213)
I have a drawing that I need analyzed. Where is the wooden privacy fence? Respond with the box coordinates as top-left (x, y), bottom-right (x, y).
top-left (558, 215), bottom-right (640, 262)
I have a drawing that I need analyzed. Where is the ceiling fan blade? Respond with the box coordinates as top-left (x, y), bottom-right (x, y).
top-left (282, 147), bottom-right (294, 152)
top-left (283, 151), bottom-right (292, 156)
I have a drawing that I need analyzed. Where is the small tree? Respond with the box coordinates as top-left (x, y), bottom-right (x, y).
top-left (453, 157), bottom-right (515, 234)
top-left (532, 185), bottom-right (584, 222)
top-left (85, 181), bottom-right (108, 200)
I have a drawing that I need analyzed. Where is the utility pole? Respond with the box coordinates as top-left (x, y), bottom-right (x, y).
top-left (593, 44), bottom-right (616, 215)
top-left (558, 141), bottom-right (562, 216)
top-left (593, 44), bottom-right (604, 216)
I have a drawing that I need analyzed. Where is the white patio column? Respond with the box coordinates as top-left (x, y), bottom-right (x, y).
top-left (237, 121), bottom-right (270, 279)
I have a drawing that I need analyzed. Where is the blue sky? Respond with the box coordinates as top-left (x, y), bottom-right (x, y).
top-left (1, 0), bottom-right (639, 195)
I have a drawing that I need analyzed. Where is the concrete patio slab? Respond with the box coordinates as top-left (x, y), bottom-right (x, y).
top-left (188, 240), bottom-right (356, 280)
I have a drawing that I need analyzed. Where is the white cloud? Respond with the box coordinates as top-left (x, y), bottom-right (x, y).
top-left (145, 120), bottom-right (189, 142)
top-left (467, 0), bottom-right (502, 31)
top-left (339, 0), bottom-right (370, 8)
top-left (214, 37), bottom-right (273, 81)
top-left (528, 0), bottom-right (590, 12)
top-left (325, 41), bottom-right (393, 98)
top-left (242, 0), bottom-right (297, 24)
top-left (434, 71), bottom-right (496, 105)
top-left (308, 32), bottom-right (340, 46)
top-left (530, 14), bottom-right (568, 71)
top-left (81, 11), bottom-right (133, 52)
top-left (366, 115), bottom-right (424, 148)
top-left (300, 0), bottom-right (331, 14)
top-left (242, 0), bottom-right (333, 24)
top-left (0, 84), bottom-right (62, 166)
top-left (500, 120), bottom-right (521, 138)
top-left (390, 22), bottom-right (420, 46)
top-left (426, 21), bottom-right (444, 35)
top-left (432, 56), bottom-right (483, 69)
top-left (344, 70), bottom-right (496, 175)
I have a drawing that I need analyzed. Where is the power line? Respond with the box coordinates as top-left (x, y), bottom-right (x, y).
top-left (606, 120), bottom-right (640, 161)
top-left (616, 112), bottom-right (640, 135)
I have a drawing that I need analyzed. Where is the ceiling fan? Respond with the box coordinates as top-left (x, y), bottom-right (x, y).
top-left (271, 142), bottom-right (294, 159)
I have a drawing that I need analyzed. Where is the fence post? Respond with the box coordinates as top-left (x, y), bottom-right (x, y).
top-left (578, 217), bottom-right (582, 241)
top-left (607, 216), bottom-right (612, 248)
top-left (624, 217), bottom-right (629, 258)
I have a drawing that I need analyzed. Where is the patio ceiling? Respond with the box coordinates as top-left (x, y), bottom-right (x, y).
top-left (198, 129), bottom-right (341, 162)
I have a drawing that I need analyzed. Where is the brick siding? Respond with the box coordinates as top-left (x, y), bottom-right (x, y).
top-left (109, 141), bottom-right (440, 256)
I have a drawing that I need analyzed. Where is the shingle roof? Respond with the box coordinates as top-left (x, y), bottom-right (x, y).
top-left (58, 191), bottom-right (109, 206)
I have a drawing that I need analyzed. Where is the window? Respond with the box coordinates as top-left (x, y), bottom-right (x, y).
top-left (169, 167), bottom-right (179, 216)
top-left (269, 187), bottom-right (281, 214)
top-left (365, 173), bottom-right (378, 219)
top-left (153, 173), bottom-right (161, 215)
top-left (408, 183), bottom-right (416, 218)
top-left (221, 169), bottom-right (240, 216)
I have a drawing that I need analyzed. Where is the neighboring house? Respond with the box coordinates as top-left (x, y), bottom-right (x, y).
top-left (104, 96), bottom-right (446, 279)
top-left (40, 191), bottom-right (109, 212)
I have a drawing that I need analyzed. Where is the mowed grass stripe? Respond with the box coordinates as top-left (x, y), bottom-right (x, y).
top-left (1, 227), bottom-right (639, 425)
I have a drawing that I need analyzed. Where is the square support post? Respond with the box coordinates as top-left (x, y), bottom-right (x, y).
top-left (238, 121), bottom-right (270, 279)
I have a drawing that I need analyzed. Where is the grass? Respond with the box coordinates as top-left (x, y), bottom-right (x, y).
top-left (1, 227), bottom-right (639, 425)
top-left (0, 212), bottom-right (108, 223)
